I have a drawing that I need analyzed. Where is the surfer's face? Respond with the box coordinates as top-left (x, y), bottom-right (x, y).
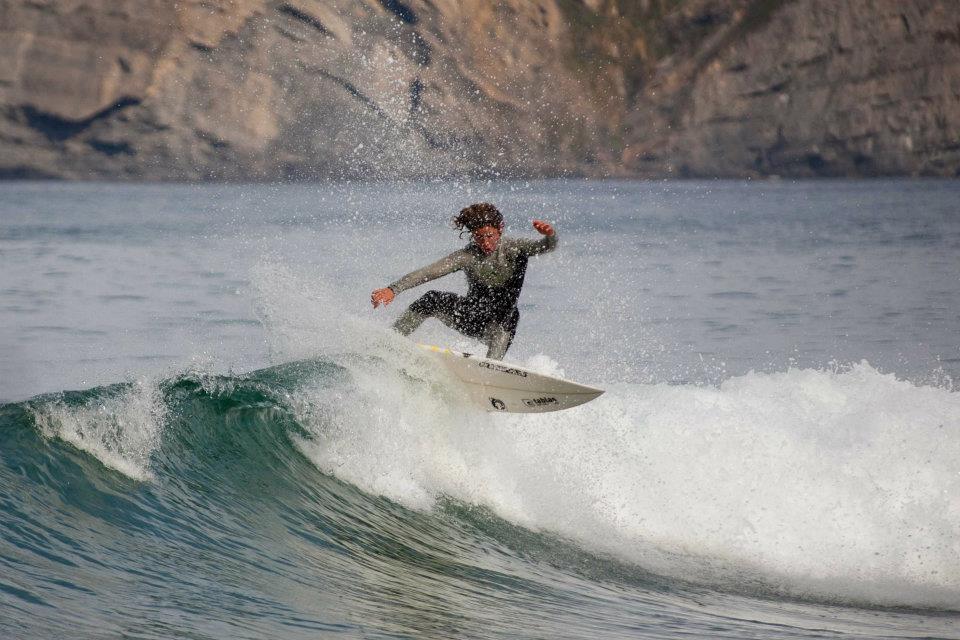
top-left (472, 225), bottom-right (502, 255)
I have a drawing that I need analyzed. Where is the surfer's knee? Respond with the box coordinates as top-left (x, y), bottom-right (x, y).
top-left (411, 290), bottom-right (460, 317)
top-left (409, 290), bottom-right (443, 314)
top-left (392, 309), bottom-right (426, 336)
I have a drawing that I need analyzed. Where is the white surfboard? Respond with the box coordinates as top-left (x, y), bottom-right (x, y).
top-left (418, 344), bottom-right (604, 413)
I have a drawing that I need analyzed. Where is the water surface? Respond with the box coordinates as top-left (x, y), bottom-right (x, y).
top-left (1, 179), bottom-right (958, 639)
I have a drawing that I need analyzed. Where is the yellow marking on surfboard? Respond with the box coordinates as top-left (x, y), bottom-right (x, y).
top-left (419, 343), bottom-right (454, 356)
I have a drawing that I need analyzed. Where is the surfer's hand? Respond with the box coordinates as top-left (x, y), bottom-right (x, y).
top-left (532, 220), bottom-right (554, 236)
top-left (371, 287), bottom-right (395, 308)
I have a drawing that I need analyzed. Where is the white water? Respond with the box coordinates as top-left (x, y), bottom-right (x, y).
top-left (247, 256), bottom-right (960, 608)
top-left (294, 351), bottom-right (960, 608)
top-left (29, 379), bottom-right (164, 481)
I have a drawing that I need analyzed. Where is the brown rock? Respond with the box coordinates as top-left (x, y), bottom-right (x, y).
top-left (0, 0), bottom-right (958, 180)
top-left (623, 0), bottom-right (960, 177)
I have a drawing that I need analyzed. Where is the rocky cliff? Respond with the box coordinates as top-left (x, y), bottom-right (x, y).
top-left (619, 0), bottom-right (960, 177)
top-left (0, 0), bottom-right (957, 180)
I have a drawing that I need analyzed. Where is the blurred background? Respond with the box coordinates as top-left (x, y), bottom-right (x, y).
top-left (1, 0), bottom-right (958, 182)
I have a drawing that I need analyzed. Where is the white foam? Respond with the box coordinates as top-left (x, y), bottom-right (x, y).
top-left (250, 259), bottom-right (960, 607)
top-left (30, 378), bottom-right (164, 481)
top-left (522, 353), bottom-right (566, 378)
top-left (293, 357), bottom-right (960, 608)
top-left (250, 261), bottom-right (406, 363)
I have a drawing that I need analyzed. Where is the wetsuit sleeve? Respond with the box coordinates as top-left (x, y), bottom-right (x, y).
top-left (388, 250), bottom-right (472, 294)
top-left (513, 232), bottom-right (558, 257)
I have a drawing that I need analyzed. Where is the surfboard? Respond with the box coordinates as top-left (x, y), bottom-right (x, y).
top-left (418, 344), bottom-right (604, 413)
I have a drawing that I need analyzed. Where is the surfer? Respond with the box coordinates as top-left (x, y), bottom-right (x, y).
top-left (371, 202), bottom-right (557, 359)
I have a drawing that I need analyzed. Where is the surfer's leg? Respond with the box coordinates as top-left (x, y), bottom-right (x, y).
top-left (483, 307), bottom-right (520, 360)
top-left (405, 290), bottom-right (490, 339)
top-left (484, 325), bottom-right (513, 360)
top-left (392, 290), bottom-right (462, 336)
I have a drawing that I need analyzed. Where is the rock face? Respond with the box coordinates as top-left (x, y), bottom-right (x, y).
top-left (621, 0), bottom-right (960, 177)
top-left (0, 0), bottom-right (958, 180)
top-left (0, 0), bottom-right (615, 180)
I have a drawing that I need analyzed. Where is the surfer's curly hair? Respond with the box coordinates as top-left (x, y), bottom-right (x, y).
top-left (452, 203), bottom-right (503, 232)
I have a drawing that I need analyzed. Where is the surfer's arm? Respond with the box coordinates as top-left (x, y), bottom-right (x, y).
top-left (514, 220), bottom-right (558, 256)
top-left (389, 250), bottom-right (470, 293)
top-left (372, 250), bottom-right (471, 307)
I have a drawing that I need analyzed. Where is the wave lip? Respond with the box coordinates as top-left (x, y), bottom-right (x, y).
top-left (24, 379), bottom-right (165, 481)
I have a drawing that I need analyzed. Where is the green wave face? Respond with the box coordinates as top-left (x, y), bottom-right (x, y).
top-left (0, 359), bottom-right (633, 639)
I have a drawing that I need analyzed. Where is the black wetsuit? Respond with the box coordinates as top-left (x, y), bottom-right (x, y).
top-left (389, 233), bottom-right (558, 359)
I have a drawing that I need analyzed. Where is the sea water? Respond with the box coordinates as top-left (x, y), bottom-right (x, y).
top-left (1, 179), bottom-right (958, 638)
